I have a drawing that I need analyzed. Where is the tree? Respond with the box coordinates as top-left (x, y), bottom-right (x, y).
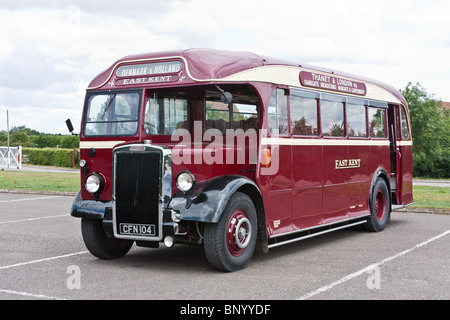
top-left (9, 131), bottom-right (30, 146)
top-left (400, 82), bottom-right (450, 178)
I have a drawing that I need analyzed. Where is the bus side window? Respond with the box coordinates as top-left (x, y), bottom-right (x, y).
top-left (347, 102), bottom-right (367, 137)
top-left (369, 107), bottom-right (387, 138)
top-left (268, 88), bottom-right (289, 135)
top-left (321, 95), bottom-right (345, 137)
top-left (290, 95), bottom-right (318, 136)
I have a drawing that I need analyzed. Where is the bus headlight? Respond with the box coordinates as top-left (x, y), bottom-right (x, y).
top-left (176, 170), bottom-right (196, 193)
top-left (85, 173), bottom-right (104, 194)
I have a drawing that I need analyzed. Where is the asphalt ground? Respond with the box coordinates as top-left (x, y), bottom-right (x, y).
top-left (0, 192), bottom-right (448, 304)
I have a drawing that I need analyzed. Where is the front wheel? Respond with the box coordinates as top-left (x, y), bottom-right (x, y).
top-left (363, 178), bottom-right (390, 232)
top-left (81, 218), bottom-right (133, 259)
top-left (204, 192), bottom-right (257, 272)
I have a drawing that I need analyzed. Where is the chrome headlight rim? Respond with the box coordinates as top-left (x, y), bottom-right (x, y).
top-left (176, 170), bottom-right (196, 193)
top-left (85, 173), bottom-right (105, 194)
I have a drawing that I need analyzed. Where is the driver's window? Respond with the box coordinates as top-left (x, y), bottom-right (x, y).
top-left (144, 92), bottom-right (188, 135)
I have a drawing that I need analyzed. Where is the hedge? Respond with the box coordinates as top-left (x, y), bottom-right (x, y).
top-left (22, 148), bottom-right (79, 168)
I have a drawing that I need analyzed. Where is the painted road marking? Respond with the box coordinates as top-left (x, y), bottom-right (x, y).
top-left (0, 195), bottom-right (64, 203)
top-left (297, 230), bottom-right (450, 300)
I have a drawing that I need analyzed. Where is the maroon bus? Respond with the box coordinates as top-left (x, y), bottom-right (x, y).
top-left (68, 49), bottom-right (413, 272)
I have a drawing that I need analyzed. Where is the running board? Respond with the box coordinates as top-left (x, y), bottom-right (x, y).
top-left (268, 217), bottom-right (368, 249)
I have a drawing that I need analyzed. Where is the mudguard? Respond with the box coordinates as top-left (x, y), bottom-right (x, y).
top-left (70, 190), bottom-right (111, 219)
top-left (169, 175), bottom-right (261, 223)
top-left (370, 168), bottom-right (391, 206)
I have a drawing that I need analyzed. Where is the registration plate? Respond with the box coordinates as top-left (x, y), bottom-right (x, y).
top-left (119, 223), bottom-right (156, 236)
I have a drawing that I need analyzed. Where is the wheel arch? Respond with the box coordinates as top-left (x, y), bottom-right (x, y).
top-left (236, 184), bottom-right (269, 254)
top-left (370, 168), bottom-right (391, 212)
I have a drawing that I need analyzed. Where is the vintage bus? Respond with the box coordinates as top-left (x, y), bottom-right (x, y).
top-left (68, 49), bottom-right (413, 272)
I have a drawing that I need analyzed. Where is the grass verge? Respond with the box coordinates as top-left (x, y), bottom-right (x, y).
top-left (411, 186), bottom-right (449, 210)
top-left (0, 170), bottom-right (79, 193)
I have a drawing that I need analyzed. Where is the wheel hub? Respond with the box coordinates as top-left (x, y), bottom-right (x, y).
top-left (226, 210), bottom-right (252, 256)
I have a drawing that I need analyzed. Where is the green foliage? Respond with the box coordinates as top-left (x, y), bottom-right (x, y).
top-left (22, 148), bottom-right (79, 168)
top-left (400, 82), bottom-right (450, 178)
top-left (0, 126), bottom-right (80, 168)
top-left (0, 126), bottom-right (79, 149)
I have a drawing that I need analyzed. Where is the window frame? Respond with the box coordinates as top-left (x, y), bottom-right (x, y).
top-left (83, 89), bottom-right (142, 138)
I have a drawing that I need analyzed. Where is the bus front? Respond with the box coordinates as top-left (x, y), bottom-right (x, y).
top-left (70, 51), bottom-right (264, 271)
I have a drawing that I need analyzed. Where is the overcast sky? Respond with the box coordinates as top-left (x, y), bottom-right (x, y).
top-left (1, 0), bottom-right (449, 134)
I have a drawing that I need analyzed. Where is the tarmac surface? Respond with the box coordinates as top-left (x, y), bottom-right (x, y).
top-left (0, 192), bottom-right (449, 302)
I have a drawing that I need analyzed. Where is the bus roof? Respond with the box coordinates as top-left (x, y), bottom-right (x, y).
top-left (88, 48), bottom-right (407, 106)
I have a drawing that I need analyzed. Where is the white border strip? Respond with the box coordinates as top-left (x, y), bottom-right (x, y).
top-left (262, 137), bottom-right (390, 146)
top-left (79, 141), bottom-right (125, 149)
top-left (297, 230), bottom-right (449, 300)
top-left (397, 141), bottom-right (413, 146)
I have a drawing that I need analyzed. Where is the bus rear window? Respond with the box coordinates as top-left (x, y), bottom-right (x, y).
top-left (84, 92), bottom-right (140, 137)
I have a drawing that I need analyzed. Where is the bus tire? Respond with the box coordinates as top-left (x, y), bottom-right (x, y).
top-left (204, 192), bottom-right (257, 272)
top-left (364, 178), bottom-right (390, 232)
top-left (81, 218), bottom-right (133, 259)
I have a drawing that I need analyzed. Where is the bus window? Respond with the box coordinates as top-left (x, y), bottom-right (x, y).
top-left (347, 102), bottom-right (367, 137)
top-left (84, 92), bottom-right (140, 137)
top-left (400, 106), bottom-right (410, 139)
top-left (268, 88), bottom-right (289, 135)
top-left (205, 89), bottom-right (258, 134)
top-left (369, 107), bottom-right (387, 138)
top-left (232, 103), bottom-right (258, 131)
top-left (321, 95), bottom-right (345, 137)
top-left (290, 94), bottom-right (318, 136)
top-left (144, 92), bottom-right (188, 135)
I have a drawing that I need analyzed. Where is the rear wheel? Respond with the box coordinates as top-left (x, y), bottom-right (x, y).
top-left (204, 192), bottom-right (257, 272)
top-left (81, 218), bottom-right (133, 259)
top-left (364, 178), bottom-right (390, 232)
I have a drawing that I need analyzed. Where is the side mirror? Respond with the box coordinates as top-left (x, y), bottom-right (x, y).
top-left (221, 91), bottom-right (233, 105)
top-left (215, 85), bottom-right (233, 104)
top-left (66, 119), bottom-right (79, 136)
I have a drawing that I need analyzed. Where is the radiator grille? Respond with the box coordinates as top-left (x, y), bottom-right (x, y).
top-left (114, 151), bottom-right (161, 238)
